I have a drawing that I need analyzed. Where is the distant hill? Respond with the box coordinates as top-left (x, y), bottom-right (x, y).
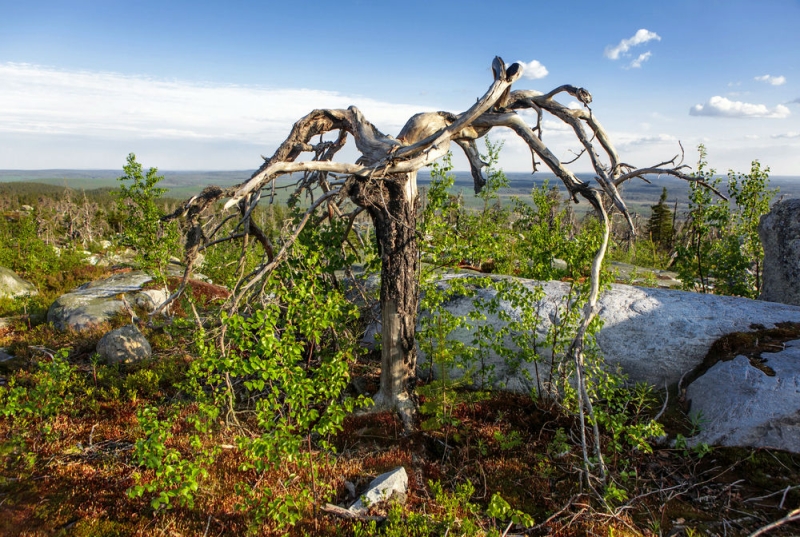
top-left (1, 169), bottom-right (798, 217)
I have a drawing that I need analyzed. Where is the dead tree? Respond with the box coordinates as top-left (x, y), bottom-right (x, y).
top-left (168, 56), bottom-right (705, 479)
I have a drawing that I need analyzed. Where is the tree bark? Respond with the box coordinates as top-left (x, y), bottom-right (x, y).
top-left (346, 171), bottom-right (420, 420)
top-left (167, 56), bottom-right (708, 431)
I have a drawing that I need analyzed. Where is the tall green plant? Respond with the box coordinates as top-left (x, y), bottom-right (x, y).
top-left (676, 146), bottom-right (776, 297)
top-left (727, 160), bottom-right (777, 296)
top-left (646, 187), bottom-right (674, 251)
top-left (116, 153), bottom-right (180, 281)
top-left (675, 146), bottom-right (731, 293)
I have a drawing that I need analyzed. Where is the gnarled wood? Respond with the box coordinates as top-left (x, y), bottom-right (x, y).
top-left (168, 57), bottom-right (701, 444)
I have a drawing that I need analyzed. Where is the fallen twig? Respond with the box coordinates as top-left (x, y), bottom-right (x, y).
top-left (747, 507), bottom-right (800, 537)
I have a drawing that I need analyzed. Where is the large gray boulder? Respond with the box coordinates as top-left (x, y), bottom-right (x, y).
top-left (685, 340), bottom-right (800, 453)
top-left (47, 271), bottom-right (166, 331)
top-left (759, 198), bottom-right (800, 306)
top-left (96, 324), bottom-right (152, 365)
top-left (412, 274), bottom-right (800, 390)
top-left (0, 266), bottom-right (37, 299)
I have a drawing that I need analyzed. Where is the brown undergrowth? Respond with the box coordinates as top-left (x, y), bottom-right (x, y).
top-left (1, 319), bottom-right (799, 536)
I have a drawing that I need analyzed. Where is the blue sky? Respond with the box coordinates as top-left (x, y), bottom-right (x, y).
top-left (1, 0), bottom-right (799, 175)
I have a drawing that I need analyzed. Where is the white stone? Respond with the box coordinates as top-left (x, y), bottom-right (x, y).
top-left (349, 467), bottom-right (408, 515)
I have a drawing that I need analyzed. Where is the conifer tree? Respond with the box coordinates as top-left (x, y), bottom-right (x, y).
top-left (646, 187), bottom-right (674, 250)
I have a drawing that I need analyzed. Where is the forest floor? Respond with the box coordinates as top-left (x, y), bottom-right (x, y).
top-left (1, 293), bottom-right (799, 537)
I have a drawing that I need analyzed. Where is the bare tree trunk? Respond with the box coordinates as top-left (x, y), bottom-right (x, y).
top-left (168, 55), bottom-right (711, 447)
top-left (347, 172), bottom-right (419, 418)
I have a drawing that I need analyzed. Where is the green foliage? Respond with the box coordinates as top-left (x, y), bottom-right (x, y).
top-left (417, 277), bottom-right (489, 436)
top-left (127, 405), bottom-right (216, 510)
top-left (416, 147), bottom-right (673, 484)
top-left (0, 209), bottom-right (92, 317)
top-left (126, 228), bottom-right (368, 528)
top-left (486, 491), bottom-right (535, 530)
top-left (675, 145), bottom-right (776, 297)
top-left (197, 204), bottom-right (288, 289)
top-left (726, 159), bottom-right (776, 296)
top-left (353, 480), bottom-right (533, 536)
top-left (0, 349), bottom-right (81, 424)
top-left (115, 153), bottom-right (180, 280)
top-left (588, 374), bottom-right (664, 456)
top-left (0, 349), bottom-right (86, 471)
top-left (603, 481), bottom-right (629, 506)
top-left (512, 182), bottom-right (583, 280)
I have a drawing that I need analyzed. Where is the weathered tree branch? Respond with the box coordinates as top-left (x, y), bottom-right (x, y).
top-left (167, 56), bottom-right (714, 477)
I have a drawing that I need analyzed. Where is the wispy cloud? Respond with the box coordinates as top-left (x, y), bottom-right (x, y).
top-left (0, 62), bottom-right (431, 144)
top-left (627, 52), bottom-right (652, 69)
top-left (790, 97), bottom-right (800, 104)
top-left (755, 74), bottom-right (786, 86)
top-left (690, 96), bottom-right (791, 118)
top-left (615, 133), bottom-right (677, 148)
top-left (516, 60), bottom-right (548, 80)
top-left (771, 132), bottom-right (800, 139)
top-left (604, 29), bottom-right (661, 60)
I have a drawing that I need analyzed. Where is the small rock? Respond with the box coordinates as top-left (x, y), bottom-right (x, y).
top-left (96, 324), bottom-right (152, 365)
top-left (349, 467), bottom-right (408, 515)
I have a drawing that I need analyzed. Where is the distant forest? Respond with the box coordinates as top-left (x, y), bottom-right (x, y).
top-left (2, 170), bottom-right (799, 217)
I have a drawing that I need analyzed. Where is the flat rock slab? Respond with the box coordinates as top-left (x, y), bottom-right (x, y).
top-left (415, 274), bottom-right (800, 390)
top-left (686, 340), bottom-right (800, 453)
top-left (47, 271), bottom-right (160, 331)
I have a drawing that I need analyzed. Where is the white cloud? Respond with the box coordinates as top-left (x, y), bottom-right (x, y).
top-left (615, 133), bottom-right (677, 148)
top-left (0, 62), bottom-right (431, 147)
top-left (690, 96), bottom-right (791, 118)
top-left (755, 74), bottom-right (786, 86)
top-left (542, 119), bottom-right (573, 132)
top-left (771, 132), bottom-right (800, 139)
top-left (604, 29), bottom-right (661, 60)
top-left (627, 52), bottom-right (652, 69)
top-left (516, 60), bottom-right (548, 80)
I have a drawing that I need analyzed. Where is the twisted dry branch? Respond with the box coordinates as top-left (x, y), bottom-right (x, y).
top-left (165, 56), bottom-right (710, 481)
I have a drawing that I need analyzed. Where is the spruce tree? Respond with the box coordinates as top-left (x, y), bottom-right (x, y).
top-left (646, 187), bottom-right (674, 250)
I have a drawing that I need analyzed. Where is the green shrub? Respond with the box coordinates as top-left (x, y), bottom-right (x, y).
top-left (115, 153), bottom-right (180, 281)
